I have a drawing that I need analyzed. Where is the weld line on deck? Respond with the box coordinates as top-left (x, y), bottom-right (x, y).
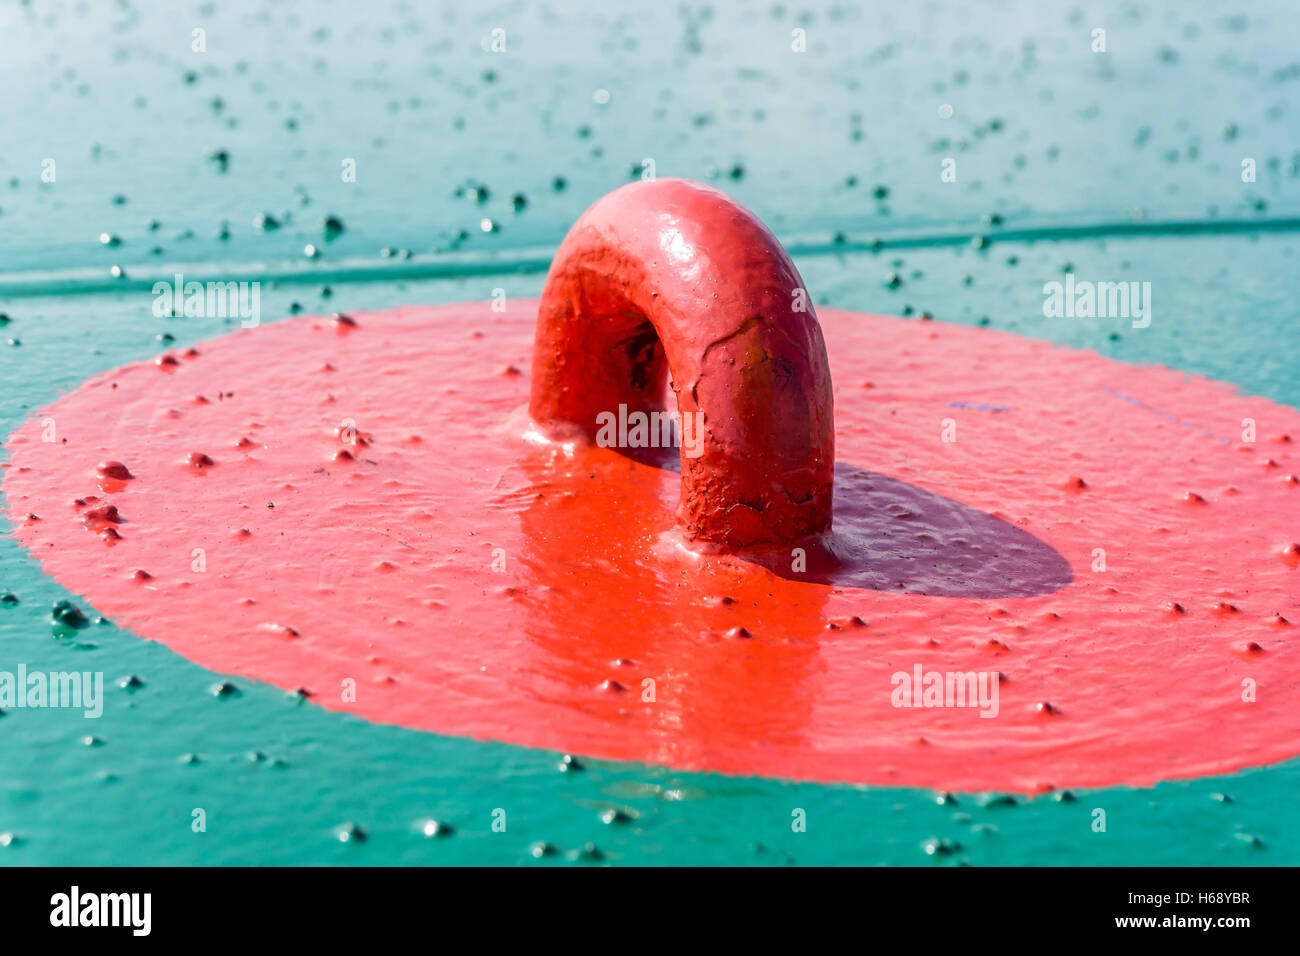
top-left (1, 214), bottom-right (1297, 299)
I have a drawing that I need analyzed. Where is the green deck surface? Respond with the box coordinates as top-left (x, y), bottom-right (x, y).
top-left (1, 0), bottom-right (1297, 865)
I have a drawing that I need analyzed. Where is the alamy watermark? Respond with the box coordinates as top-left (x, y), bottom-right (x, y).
top-left (0, 666), bottom-right (103, 718)
top-left (891, 665), bottom-right (999, 718)
top-left (1042, 275), bottom-right (1151, 328)
top-left (50, 886), bottom-right (151, 936)
top-left (153, 273), bottom-right (261, 328)
top-left (595, 404), bottom-right (704, 459)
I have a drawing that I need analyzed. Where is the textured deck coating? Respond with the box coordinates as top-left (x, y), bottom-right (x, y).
top-left (2, 0), bottom-right (1299, 866)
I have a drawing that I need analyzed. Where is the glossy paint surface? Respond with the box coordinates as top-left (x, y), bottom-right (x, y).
top-left (6, 298), bottom-right (1298, 793)
top-left (3, 0), bottom-right (1299, 865)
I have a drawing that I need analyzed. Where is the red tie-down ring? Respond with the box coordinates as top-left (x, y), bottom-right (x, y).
top-left (529, 178), bottom-right (835, 550)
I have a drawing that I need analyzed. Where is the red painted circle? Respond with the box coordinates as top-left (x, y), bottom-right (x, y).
top-left (4, 302), bottom-right (1299, 792)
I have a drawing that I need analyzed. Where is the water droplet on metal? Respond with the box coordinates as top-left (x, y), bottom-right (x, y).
top-left (97, 460), bottom-right (133, 481)
top-left (420, 818), bottom-right (454, 838)
top-left (336, 822), bottom-right (367, 843)
top-left (923, 836), bottom-right (960, 856)
top-left (51, 600), bottom-right (89, 630)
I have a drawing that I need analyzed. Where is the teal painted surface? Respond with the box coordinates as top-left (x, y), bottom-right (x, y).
top-left (1, 0), bottom-right (1298, 864)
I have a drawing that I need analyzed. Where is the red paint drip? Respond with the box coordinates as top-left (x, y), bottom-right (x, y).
top-left (5, 301), bottom-right (1300, 792)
